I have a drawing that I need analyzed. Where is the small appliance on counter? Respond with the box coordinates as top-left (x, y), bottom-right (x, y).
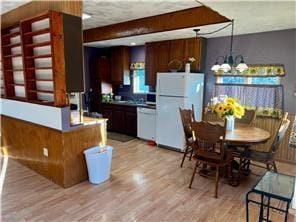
top-left (146, 92), bottom-right (156, 105)
top-left (114, 95), bottom-right (122, 101)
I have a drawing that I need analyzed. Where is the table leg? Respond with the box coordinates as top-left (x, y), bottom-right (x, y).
top-left (266, 196), bottom-right (270, 222)
top-left (259, 194), bottom-right (264, 222)
top-left (246, 191), bottom-right (251, 222)
top-left (284, 202), bottom-right (290, 222)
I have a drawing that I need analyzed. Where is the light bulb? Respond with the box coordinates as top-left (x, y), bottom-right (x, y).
top-left (236, 63), bottom-right (248, 72)
top-left (211, 63), bottom-right (220, 72)
top-left (220, 63), bottom-right (231, 72)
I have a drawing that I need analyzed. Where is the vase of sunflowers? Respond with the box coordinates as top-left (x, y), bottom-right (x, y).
top-left (210, 95), bottom-right (245, 131)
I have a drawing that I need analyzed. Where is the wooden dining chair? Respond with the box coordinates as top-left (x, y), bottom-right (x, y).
top-left (236, 108), bottom-right (257, 126)
top-left (239, 118), bottom-right (290, 173)
top-left (179, 105), bottom-right (195, 167)
top-left (189, 121), bottom-right (233, 198)
top-left (229, 108), bottom-right (257, 171)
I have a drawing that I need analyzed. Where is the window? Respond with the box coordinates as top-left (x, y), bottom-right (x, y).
top-left (133, 70), bottom-right (149, 94)
top-left (213, 65), bottom-right (285, 118)
top-left (216, 76), bottom-right (280, 85)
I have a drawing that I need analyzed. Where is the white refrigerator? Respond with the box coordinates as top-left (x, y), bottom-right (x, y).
top-left (156, 72), bottom-right (204, 151)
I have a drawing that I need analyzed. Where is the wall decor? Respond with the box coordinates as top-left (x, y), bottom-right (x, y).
top-left (214, 64), bottom-right (285, 76)
top-left (130, 62), bottom-right (145, 70)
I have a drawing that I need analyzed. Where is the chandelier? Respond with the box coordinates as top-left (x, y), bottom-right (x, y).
top-left (210, 20), bottom-right (248, 73)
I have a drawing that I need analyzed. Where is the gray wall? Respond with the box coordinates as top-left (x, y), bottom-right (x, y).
top-left (204, 29), bottom-right (296, 113)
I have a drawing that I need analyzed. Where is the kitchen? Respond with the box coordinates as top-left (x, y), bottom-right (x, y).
top-left (83, 37), bottom-right (206, 151)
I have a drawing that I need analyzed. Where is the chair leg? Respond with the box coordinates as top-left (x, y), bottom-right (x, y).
top-left (214, 166), bottom-right (219, 198)
top-left (227, 163), bottom-right (234, 186)
top-left (180, 146), bottom-right (189, 168)
top-left (189, 148), bottom-right (194, 161)
top-left (272, 161), bottom-right (278, 173)
top-left (237, 157), bottom-right (242, 185)
top-left (266, 163), bottom-right (270, 171)
top-left (189, 161), bottom-right (198, 188)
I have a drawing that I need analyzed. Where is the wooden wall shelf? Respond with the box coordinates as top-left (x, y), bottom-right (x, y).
top-left (1, 10), bottom-right (84, 107)
top-left (24, 28), bottom-right (50, 36)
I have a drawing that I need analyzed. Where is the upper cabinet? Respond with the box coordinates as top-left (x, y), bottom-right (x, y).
top-left (97, 56), bottom-right (111, 82)
top-left (184, 38), bottom-right (206, 71)
top-left (1, 10), bottom-right (84, 107)
top-left (169, 39), bottom-right (185, 66)
top-left (145, 41), bottom-right (169, 86)
top-left (110, 46), bottom-right (130, 85)
top-left (145, 37), bottom-right (206, 86)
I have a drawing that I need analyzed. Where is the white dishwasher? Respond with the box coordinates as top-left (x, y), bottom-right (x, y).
top-left (137, 107), bottom-right (156, 141)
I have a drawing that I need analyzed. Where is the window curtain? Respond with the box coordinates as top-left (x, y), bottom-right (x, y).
top-left (214, 84), bottom-right (283, 118)
top-left (289, 119), bottom-right (296, 148)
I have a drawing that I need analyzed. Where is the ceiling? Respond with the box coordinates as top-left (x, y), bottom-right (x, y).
top-left (0, 0), bottom-right (31, 14)
top-left (82, 0), bottom-right (202, 30)
top-left (1, 0), bottom-right (296, 47)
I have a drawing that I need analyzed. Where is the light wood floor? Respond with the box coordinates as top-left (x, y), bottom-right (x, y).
top-left (1, 139), bottom-right (296, 221)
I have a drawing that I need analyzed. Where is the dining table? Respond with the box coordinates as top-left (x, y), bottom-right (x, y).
top-left (209, 122), bottom-right (271, 144)
top-left (224, 123), bottom-right (271, 145)
top-left (207, 122), bottom-right (271, 179)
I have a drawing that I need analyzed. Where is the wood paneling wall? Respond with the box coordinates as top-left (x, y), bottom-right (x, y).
top-left (203, 112), bottom-right (296, 163)
top-left (1, 0), bottom-right (82, 29)
top-left (1, 115), bottom-right (105, 188)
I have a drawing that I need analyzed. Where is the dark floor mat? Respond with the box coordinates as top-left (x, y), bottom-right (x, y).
top-left (107, 132), bottom-right (136, 142)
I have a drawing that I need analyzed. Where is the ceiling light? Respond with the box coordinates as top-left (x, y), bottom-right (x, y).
top-left (82, 13), bottom-right (91, 20)
top-left (210, 20), bottom-right (248, 73)
top-left (211, 62), bottom-right (220, 72)
top-left (236, 62), bottom-right (249, 72)
top-left (130, 42), bottom-right (136, 46)
top-left (221, 63), bottom-right (231, 73)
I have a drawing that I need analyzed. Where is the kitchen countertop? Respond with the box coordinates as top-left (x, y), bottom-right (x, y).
top-left (102, 101), bottom-right (156, 109)
top-left (66, 116), bottom-right (107, 132)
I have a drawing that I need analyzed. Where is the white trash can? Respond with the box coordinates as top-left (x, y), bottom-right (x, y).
top-left (84, 145), bottom-right (113, 184)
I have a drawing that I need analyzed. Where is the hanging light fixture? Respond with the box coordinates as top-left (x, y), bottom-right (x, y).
top-left (210, 20), bottom-right (248, 73)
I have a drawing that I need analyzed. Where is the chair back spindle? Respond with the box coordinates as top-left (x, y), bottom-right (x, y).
top-left (271, 119), bottom-right (290, 153)
top-left (236, 108), bottom-right (257, 125)
top-left (191, 121), bottom-right (227, 161)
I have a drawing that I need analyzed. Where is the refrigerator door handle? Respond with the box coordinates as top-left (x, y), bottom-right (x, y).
top-left (158, 95), bottom-right (188, 98)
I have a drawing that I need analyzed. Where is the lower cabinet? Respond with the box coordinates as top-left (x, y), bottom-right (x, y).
top-left (102, 104), bottom-right (137, 136)
top-left (124, 109), bottom-right (137, 136)
top-left (112, 109), bottom-right (125, 133)
top-left (102, 106), bottom-right (113, 131)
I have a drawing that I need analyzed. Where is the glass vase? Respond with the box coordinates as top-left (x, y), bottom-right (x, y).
top-left (185, 63), bottom-right (191, 73)
top-left (226, 115), bottom-right (235, 131)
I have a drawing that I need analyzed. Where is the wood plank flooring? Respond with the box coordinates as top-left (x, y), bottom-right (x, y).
top-left (1, 139), bottom-right (296, 221)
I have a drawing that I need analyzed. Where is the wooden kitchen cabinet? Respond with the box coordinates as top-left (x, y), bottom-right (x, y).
top-left (102, 103), bottom-right (137, 136)
top-left (110, 46), bottom-right (130, 85)
top-left (112, 109), bottom-right (125, 133)
top-left (145, 41), bottom-right (169, 86)
top-left (145, 37), bottom-right (206, 87)
top-left (102, 106), bottom-right (113, 131)
top-left (169, 39), bottom-right (185, 67)
top-left (124, 107), bottom-right (137, 136)
top-left (97, 56), bottom-right (111, 82)
top-left (184, 37), bottom-right (206, 72)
